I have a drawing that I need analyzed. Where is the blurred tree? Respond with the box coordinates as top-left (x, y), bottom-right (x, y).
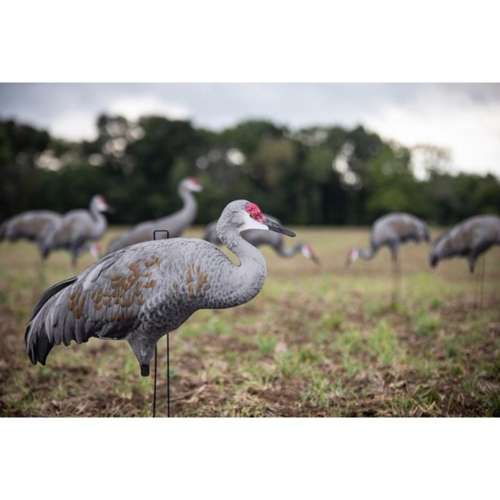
top-left (1, 117), bottom-right (499, 227)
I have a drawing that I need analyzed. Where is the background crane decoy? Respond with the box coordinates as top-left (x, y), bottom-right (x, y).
top-left (25, 200), bottom-right (295, 414)
top-left (107, 177), bottom-right (202, 254)
top-left (346, 212), bottom-right (430, 302)
top-left (203, 216), bottom-right (319, 265)
top-left (429, 214), bottom-right (500, 307)
top-left (42, 194), bottom-right (110, 268)
top-left (0, 210), bottom-right (62, 261)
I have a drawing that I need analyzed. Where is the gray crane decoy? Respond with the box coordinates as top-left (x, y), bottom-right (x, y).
top-left (346, 212), bottom-right (430, 302)
top-left (25, 200), bottom-right (295, 413)
top-left (107, 177), bottom-right (202, 254)
top-left (429, 215), bottom-right (500, 306)
top-left (42, 195), bottom-right (110, 268)
top-left (0, 210), bottom-right (62, 261)
top-left (203, 217), bottom-right (319, 264)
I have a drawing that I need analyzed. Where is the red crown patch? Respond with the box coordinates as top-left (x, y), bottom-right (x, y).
top-left (245, 202), bottom-right (264, 222)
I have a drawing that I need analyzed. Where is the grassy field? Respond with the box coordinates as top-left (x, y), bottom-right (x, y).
top-left (0, 226), bottom-right (499, 417)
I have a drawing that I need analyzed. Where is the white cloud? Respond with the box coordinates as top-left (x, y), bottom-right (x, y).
top-left (49, 109), bottom-right (97, 141)
top-left (47, 95), bottom-right (192, 141)
top-left (360, 87), bottom-right (500, 175)
top-left (106, 95), bottom-right (191, 122)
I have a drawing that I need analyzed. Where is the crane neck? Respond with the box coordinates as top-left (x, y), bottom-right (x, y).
top-left (278, 242), bottom-right (303, 258)
top-left (357, 246), bottom-right (376, 261)
top-left (218, 228), bottom-right (267, 307)
top-left (89, 203), bottom-right (107, 239)
top-left (176, 185), bottom-right (198, 223)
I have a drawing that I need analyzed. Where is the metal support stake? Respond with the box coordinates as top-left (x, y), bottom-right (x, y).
top-left (480, 256), bottom-right (486, 309)
top-left (151, 229), bottom-right (170, 418)
top-left (152, 345), bottom-right (158, 417)
top-left (167, 333), bottom-right (171, 417)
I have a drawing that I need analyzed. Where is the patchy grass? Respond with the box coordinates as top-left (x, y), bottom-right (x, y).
top-left (0, 226), bottom-right (499, 417)
top-left (414, 311), bottom-right (441, 337)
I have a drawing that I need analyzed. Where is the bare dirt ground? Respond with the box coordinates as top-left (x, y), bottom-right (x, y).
top-left (1, 227), bottom-right (499, 417)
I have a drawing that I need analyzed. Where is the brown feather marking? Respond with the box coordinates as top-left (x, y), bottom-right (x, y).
top-left (89, 258), bottom-right (159, 316)
top-left (144, 255), bottom-right (160, 267)
top-left (184, 264), bottom-right (210, 298)
top-left (195, 271), bottom-right (209, 294)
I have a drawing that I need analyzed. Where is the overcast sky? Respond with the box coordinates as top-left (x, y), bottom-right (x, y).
top-left (1, 83), bottom-right (499, 176)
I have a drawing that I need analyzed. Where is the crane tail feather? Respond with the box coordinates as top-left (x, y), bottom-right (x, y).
top-left (26, 322), bottom-right (53, 365)
top-left (25, 276), bottom-right (77, 365)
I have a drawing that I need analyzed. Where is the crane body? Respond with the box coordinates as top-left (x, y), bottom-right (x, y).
top-left (430, 215), bottom-right (500, 273)
top-left (1, 210), bottom-right (62, 259)
top-left (347, 212), bottom-right (430, 265)
top-left (26, 200), bottom-right (295, 376)
top-left (43, 195), bottom-right (110, 267)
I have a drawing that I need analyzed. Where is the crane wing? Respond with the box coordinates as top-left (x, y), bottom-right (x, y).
top-left (25, 245), bottom-right (164, 365)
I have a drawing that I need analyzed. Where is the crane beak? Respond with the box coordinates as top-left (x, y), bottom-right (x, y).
top-left (265, 218), bottom-right (295, 237)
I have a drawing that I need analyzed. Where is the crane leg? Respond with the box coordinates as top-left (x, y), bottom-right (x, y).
top-left (37, 253), bottom-right (47, 285)
top-left (391, 252), bottom-right (401, 307)
top-left (71, 252), bottom-right (78, 271)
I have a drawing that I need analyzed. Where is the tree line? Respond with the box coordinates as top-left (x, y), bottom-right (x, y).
top-left (1, 115), bottom-right (499, 226)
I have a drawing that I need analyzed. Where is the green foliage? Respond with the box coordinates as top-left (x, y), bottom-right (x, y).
top-left (1, 116), bottom-right (499, 225)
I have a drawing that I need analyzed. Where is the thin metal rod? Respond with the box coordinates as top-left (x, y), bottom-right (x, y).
top-left (480, 255), bottom-right (486, 309)
top-left (167, 333), bottom-right (171, 417)
top-left (391, 254), bottom-right (401, 307)
top-left (152, 345), bottom-right (158, 417)
top-left (151, 228), bottom-right (170, 417)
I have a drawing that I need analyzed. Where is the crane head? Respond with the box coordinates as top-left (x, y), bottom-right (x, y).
top-left (301, 244), bottom-right (320, 265)
top-left (94, 195), bottom-right (111, 213)
top-left (90, 242), bottom-right (102, 260)
top-left (346, 248), bottom-right (359, 267)
top-left (185, 177), bottom-right (203, 192)
top-left (429, 252), bottom-right (439, 268)
top-left (216, 200), bottom-right (296, 240)
top-left (242, 202), bottom-right (296, 237)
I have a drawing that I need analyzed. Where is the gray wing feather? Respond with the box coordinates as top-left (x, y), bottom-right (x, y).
top-left (25, 245), bottom-right (162, 364)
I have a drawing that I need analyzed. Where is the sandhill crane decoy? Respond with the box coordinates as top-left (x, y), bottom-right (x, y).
top-left (203, 217), bottom-right (319, 264)
top-left (346, 212), bottom-right (430, 302)
top-left (0, 210), bottom-right (62, 261)
top-left (43, 195), bottom-right (110, 268)
top-left (429, 215), bottom-right (500, 306)
top-left (25, 200), bottom-right (295, 413)
top-left (107, 177), bottom-right (202, 254)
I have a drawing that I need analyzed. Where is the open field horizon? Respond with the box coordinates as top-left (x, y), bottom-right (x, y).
top-left (1, 226), bottom-right (499, 417)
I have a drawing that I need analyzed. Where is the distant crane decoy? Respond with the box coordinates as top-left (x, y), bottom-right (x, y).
top-left (43, 195), bottom-right (110, 268)
top-left (25, 200), bottom-right (295, 414)
top-left (429, 215), bottom-right (500, 272)
top-left (0, 210), bottom-right (62, 261)
top-left (429, 215), bottom-right (500, 306)
top-left (107, 177), bottom-right (202, 254)
top-left (203, 217), bottom-right (319, 265)
top-left (346, 212), bottom-right (430, 302)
